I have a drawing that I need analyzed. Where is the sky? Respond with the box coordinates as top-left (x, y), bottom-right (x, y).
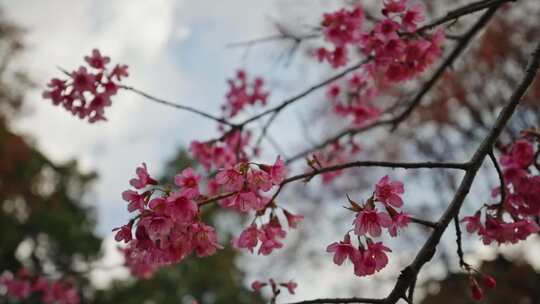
top-left (3, 0), bottom-right (540, 301)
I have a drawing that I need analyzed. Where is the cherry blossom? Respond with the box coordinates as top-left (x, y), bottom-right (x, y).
top-left (375, 175), bottom-right (405, 208)
top-left (326, 234), bottom-right (357, 265)
top-left (353, 206), bottom-right (392, 237)
top-left (0, 269), bottom-right (80, 304)
top-left (42, 49), bottom-right (128, 123)
top-left (174, 167), bottom-right (201, 199)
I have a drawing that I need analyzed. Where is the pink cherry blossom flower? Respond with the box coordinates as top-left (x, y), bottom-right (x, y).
top-left (251, 280), bottom-right (267, 292)
top-left (84, 48), bottom-right (110, 69)
top-left (269, 156), bottom-right (286, 184)
top-left (321, 7), bottom-right (364, 46)
top-left (111, 64), bottom-right (129, 80)
top-left (354, 242), bottom-right (391, 276)
top-left (401, 3), bottom-right (425, 32)
top-left (326, 234), bottom-right (357, 265)
top-left (501, 139), bottom-right (535, 168)
top-left (375, 175), bottom-right (405, 208)
top-left (215, 166), bottom-right (245, 192)
top-left (462, 212), bottom-right (483, 234)
top-left (233, 224), bottom-right (259, 253)
top-left (71, 66), bottom-right (95, 93)
top-left (113, 223), bottom-right (133, 243)
top-left (382, 0), bottom-right (407, 16)
top-left (387, 211), bottom-right (410, 237)
top-left (222, 190), bottom-right (261, 212)
top-left (353, 207), bottom-right (392, 237)
top-left (280, 280), bottom-right (298, 295)
top-left (258, 221), bottom-right (287, 255)
top-left (284, 210), bottom-right (304, 229)
top-left (129, 163), bottom-right (157, 189)
top-left (166, 192), bottom-right (199, 223)
top-left (191, 222), bottom-right (222, 257)
top-left (247, 169), bottom-right (273, 192)
top-left (174, 167), bottom-right (201, 198)
top-left (122, 190), bottom-right (146, 212)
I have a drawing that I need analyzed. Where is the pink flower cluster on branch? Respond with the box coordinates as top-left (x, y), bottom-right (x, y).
top-left (0, 268), bottom-right (79, 304)
top-left (462, 136), bottom-right (540, 245)
top-left (114, 156), bottom-right (296, 277)
top-left (316, 0), bottom-right (444, 127)
top-left (223, 70), bottom-right (269, 118)
top-left (114, 164), bottom-right (221, 278)
top-left (43, 49), bottom-right (128, 123)
top-left (327, 175), bottom-right (409, 277)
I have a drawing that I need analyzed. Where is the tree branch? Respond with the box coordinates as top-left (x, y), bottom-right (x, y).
top-left (120, 85), bottom-right (236, 127)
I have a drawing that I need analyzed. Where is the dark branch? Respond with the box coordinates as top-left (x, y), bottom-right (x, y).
top-left (120, 85), bottom-right (236, 127)
top-left (283, 298), bottom-right (386, 304)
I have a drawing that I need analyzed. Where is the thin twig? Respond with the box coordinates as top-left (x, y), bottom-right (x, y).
top-left (120, 85), bottom-right (236, 127)
top-left (488, 150), bottom-right (507, 205)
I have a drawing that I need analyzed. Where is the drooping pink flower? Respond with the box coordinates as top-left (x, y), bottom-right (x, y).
top-left (462, 212), bottom-right (483, 234)
top-left (470, 280), bottom-right (484, 300)
top-left (122, 190), bottom-right (146, 212)
top-left (354, 242), bottom-right (391, 276)
top-left (233, 224), bottom-right (259, 253)
top-left (191, 222), bottom-right (222, 257)
top-left (222, 190), bottom-right (261, 212)
top-left (353, 207), bottom-right (392, 237)
top-left (84, 49), bottom-right (110, 69)
top-left (387, 211), bottom-right (410, 237)
top-left (501, 139), bottom-right (535, 168)
top-left (251, 280), bottom-right (267, 292)
top-left (129, 163), bottom-right (157, 189)
top-left (269, 156), bottom-right (286, 185)
top-left (174, 167), bottom-right (201, 199)
top-left (375, 175), bottom-right (405, 208)
top-left (280, 280), bottom-right (298, 295)
top-left (326, 234), bottom-right (357, 265)
top-left (258, 221), bottom-right (287, 255)
top-left (113, 223), bottom-right (133, 243)
top-left (284, 210), bottom-right (304, 229)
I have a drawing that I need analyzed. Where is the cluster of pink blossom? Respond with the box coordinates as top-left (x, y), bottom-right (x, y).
top-left (215, 157), bottom-right (285, 212)
top-left (309, 139), bottom-right (362, 183)
top-left (316, 7), bottom-right (365, 68)
top-left (190, 129), bottom-right (253, 171)
top-left (327, 72), bottom-right (381, 127)
top-left (317, 1), bottom-right (444, 78)
top-left (251, 278), bottom-right (297, 296)
top-left (114, 164), bottom-right (222, 278)
top-left (215, 157), bottom-right (304, 256)
top-left (114, 156), bottom-right (294, 277)
top-left (326, 175), bottom-right (409, 277)
top-left (462, 136), bottom-right (540, 245)
top-left (316, 1), bottom-right (444, 127)
top-left (222, 70), bottom-right (269, 118)
top-left (42, 49), bottom-right (128, 123)
top-left (0, 268), bottom-right (79, 304)
top-left (233, 208), bottom-right (303, 255)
